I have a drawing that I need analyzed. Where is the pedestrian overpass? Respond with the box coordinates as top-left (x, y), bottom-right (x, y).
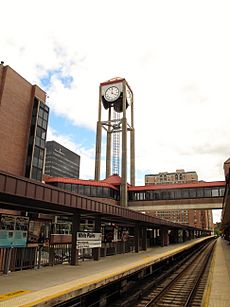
top-left (128, 181), bottom-right (225, 211)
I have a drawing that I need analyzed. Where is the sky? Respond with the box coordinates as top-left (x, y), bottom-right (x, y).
top-left (1, 0), bottom-right (230, 222)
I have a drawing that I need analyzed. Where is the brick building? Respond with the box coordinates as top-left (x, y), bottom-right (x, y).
top-left (145, 169), bottom-right (198, 185)
top-left (0, 63), bottom-right (49, 181)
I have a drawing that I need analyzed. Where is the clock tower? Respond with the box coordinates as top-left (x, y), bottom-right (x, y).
top-left (94, 78), bottom-right (135, 207)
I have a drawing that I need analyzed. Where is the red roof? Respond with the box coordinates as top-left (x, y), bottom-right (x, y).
top-left (102, 174), bottom-right (132, 187)
top-left (128, 181), bottom-right (225, 191)
top-left (44, 176), bottom-right (225, 193)
top-left (102, 174), bottom-right (122, 185)
top-left (44, 177), bottom-right (118, 190)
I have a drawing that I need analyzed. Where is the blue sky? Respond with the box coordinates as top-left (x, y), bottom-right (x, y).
top-left (2, 0), bottom-right (230, 222)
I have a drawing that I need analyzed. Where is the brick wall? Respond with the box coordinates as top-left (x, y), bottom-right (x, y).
top-left (0, 65), bottom-right (46, 176)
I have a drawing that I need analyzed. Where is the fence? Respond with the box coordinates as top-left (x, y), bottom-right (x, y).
top-left (0, 244), bottom-right (71, 274)
top-left (0, 238), bottom-right (136, 274)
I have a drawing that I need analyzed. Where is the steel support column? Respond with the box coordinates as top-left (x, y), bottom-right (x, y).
top-left (134, 224), bottom-right (140, 253)
top-left (93, 216), bottom-right (101, 261)
top-left (71, 212), bottom-right (80, 265)
top-left (160, 228), bottom-right (169, 246)
top-left (182, 230), bottom-right (187, 242)
top-left (142, 226), bottom-right (147, 250)
top-left (106, 108), bottom-right (112, 178)
top-left (121, 81), bottom-right (127, 207)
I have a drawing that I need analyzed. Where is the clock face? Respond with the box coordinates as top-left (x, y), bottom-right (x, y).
top-left (104, 86), bottom-right (120, 102)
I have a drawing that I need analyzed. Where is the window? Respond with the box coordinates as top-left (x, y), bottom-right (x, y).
top-left (153, 191), bottom-right (161, 200)
top-left (197, 188), bottom-right (204, 198)
top-left (32, 167), bottom-right (42, 180)
top-left (84, 185), bottom-right (91, 196)
top-left (57, 182), bottom-right (64, 190)
top-left (168, 190), bottom-right (175, 199)
top-left (211, 188), bottom-right (219, 197)
top-left (204, 188), bottom-right (212, 197)
top-left (71, 185), bottom-right (78, 193)
top-left (65, 184), bottom-right (71, 191)
top-left (181, 189), bottom-right (189, 198)
top-left (189, 189), bottom-right (196, 198)
top-left (139, 192), bottom-right (145, 200)
top-left (162, 191), bottom-right (169, 200)
top-left (91, 187), bottom-right (97, 197)
top-left (78, 184), bottom-right (85, 195)
top-left (219, 187), bottom-right (225, 197)
top-left (103, 187), bottom-right (110, 198)
top-left (174, 189), bottom-right (182, 199)
top-left (96, 186), bottom-right (103, 197)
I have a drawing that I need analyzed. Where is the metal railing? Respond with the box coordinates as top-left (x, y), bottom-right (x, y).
top-left (0, 239), bottom-right (136, 274)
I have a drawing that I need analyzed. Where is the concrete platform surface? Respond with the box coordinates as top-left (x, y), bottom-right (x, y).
top-left (0, 237), bottom-right (210, 306)
top-left (204, 238), bottom-right (230, 307)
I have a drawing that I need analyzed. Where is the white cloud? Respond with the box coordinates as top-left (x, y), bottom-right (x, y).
top-left (1, 0), bottom-right (230, 184)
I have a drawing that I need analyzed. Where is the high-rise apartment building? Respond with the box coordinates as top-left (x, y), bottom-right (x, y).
top-left (145, 169), bottom-right (198, 185)
top-left (0, 63), bottom-right (49, 181)
top-left (149, 208), bottom-right (213, 229)
top-left (45, 141), bottom-right (80, 178)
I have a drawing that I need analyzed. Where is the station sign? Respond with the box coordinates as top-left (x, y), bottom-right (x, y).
top-left (76, 232), bottom-right (102, 249)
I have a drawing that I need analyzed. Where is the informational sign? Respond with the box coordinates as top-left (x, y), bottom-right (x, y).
top-left (0, 215), bottom-right (29, 247)
top-left (76, 232), bottom-right (102, 249)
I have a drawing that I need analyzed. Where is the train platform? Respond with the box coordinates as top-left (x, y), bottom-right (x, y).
top-left (204, 237), bottom-right (230, 307)
top-left (0, 237), bottom-right (214, 307)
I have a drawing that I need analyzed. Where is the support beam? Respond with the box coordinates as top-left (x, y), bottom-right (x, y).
top-left (130, 91), bottom-right (135, 186)
top-left (95, 121), bottom-right (102, 180)
top-left (134, 224), bottom-right (140, 253)
top-left (170, 229), bottom-right (179, 243)
top-left (93, 216), bottom-right (101, 261)
top-left (121, 116), bottom-right (127, 207)
top-left (71, 212), bottom-right (80, 265)
top-left (130, 128), bottom-right (135, 186)
top-left (182, 230), bottom-right (187, 242)
top-left (160, 228), bottom-right (169, 246)
top-left (121, 81), bottom-right (127, 207)
top-left (142, 226), bottom-right (147, 250)
top-left (106, 108), bottom-right (112, 178)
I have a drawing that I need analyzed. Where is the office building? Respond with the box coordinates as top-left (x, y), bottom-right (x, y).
top-left (145, 169), bottom-right (198, 185)
top-left (0, 63), bottom-right (49, 181)
top-left (45, 141), bottom-right (80, 178)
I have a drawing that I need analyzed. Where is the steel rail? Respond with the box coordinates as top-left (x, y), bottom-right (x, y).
top-left (136, 239), bottom-right (216, 307)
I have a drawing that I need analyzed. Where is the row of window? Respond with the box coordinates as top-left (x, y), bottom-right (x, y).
top-left (48, 183), bottom-right (224, 203)
top-left (46, 160), bottom-right (80, 172)
top-left (128, 187), bottom-right (225, 201)
top-left (45, 164), bottom-right (80, 178)
top-left (32, 101), bottom-right (49, 180)
top-left (51, 183), bottom-right (120, 200)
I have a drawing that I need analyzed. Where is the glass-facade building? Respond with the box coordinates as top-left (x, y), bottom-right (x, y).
top-left (45, 141), bottom-right (80, 178)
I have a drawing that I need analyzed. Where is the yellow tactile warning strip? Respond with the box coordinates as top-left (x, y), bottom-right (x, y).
top-left (23, 239), bottom-right (208, 307)
top-left (202, 240), bottom-right (216, 307)
top-left (0, 290), bottom-right (31, 301)
top-left (207, 238), bottom-right (230, 307)
top-left (0, 237), bottom-right (211, 307)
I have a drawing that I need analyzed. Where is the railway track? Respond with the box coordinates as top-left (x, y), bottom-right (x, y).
top-left (55, 239), bottom-right (216, 307)
top-left (135, 239), bottom-right (216, 307)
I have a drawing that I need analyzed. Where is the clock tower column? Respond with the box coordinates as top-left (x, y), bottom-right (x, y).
top-left (94, 78), bottom-right (135, 207)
